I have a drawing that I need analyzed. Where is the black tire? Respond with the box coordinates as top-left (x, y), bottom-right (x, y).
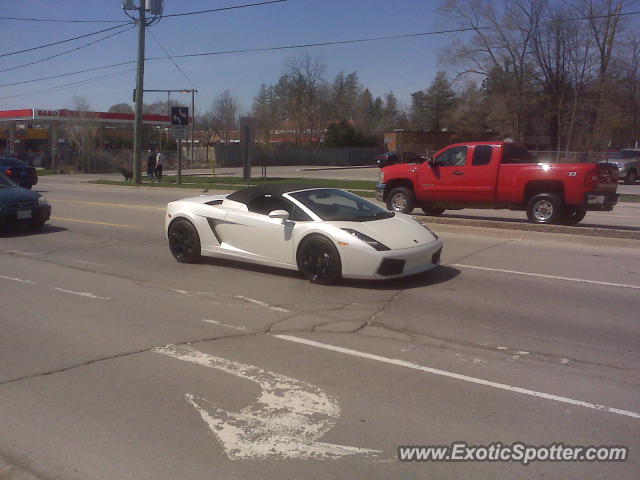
top-left (526, 193), bottom-right (565, 224)
top-left (624, 170), bottom-right (638, 184)
top-left (386, 187), bottom-right (415, 214)
top-left (421, 206), bottom-right (445, 216)
top-left (168, 218), bottom-right (201, 263)
top-left (297, 235), bottom-right (342, 284)
top-left (562, 206), bottom-right (587, 226)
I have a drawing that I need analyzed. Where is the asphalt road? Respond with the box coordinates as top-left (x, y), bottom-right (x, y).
top-left (1, 177), bottom-right (639, 479)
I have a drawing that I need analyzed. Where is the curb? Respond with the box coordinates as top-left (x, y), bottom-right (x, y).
top-left (417, 215), bottom-right (640, 240)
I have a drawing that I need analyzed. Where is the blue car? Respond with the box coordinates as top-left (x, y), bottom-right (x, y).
top-left (0, 157), bottom-right (38, 189)
top-left (0, 172), bottom-right (51, 229)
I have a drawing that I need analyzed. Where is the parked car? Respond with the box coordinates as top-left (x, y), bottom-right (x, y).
top-left (376, 142), bottom-right (619, 225)
top-left (375, 151), bottom-right (425, 168)
top-left (165, 184), bottom-right (443, 284)
top-left (603, 148), bottom-right (640, 184)
top-left (0, 157), bottom-right (38, 189)
top-left (0, 172), bottom-right (51, 229)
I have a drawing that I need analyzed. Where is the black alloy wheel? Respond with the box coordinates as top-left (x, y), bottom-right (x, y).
top-left (168, 218), bottom-right (201, 263)
top-left (297, 236), bottom-right (342, 284)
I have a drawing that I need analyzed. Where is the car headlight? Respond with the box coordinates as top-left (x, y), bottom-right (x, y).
top-left (342, 228), bottom-right (390, 251)
top-left (38, 196), bottom-right (48, 206)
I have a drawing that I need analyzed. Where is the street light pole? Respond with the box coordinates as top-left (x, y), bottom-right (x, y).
top-left (132, 4), bottom-right (146, 184)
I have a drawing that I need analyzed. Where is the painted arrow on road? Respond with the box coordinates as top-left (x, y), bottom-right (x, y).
top-left (154, 344), bottom-right (380, 460)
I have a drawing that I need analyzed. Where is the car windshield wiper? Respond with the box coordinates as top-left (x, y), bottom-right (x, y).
top-left (351, 211), bottom-right (395, 222)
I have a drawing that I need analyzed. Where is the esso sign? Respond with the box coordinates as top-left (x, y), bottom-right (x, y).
top-left (35, 110), bottom-right (59, 119)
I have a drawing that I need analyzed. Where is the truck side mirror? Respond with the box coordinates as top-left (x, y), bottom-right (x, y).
top-left (428, 157), bottom-right (437, 167)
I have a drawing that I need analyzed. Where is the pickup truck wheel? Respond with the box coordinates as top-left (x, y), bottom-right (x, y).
top-left (625, 170), bottom-right (638, 184)
top-left (526, 193), bottom-right (564, 224)
top-left (386, 187), bottom-right (415, 214)
top-left (563, 206), bottom-right (587, 225)
top-left (421, 207), bottom-right (445, 216)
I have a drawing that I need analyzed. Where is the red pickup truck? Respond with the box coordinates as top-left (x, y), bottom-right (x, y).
top-left (376, 142), bottom-right (619, 225)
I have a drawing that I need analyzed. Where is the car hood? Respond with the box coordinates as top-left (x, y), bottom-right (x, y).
top-left (0, 186), bottom-right (40, 204)
top-left (331, 213), bottom-right (438, 250)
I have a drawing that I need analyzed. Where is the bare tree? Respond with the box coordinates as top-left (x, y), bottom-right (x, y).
top-left (209, 90), bottom-right (240, 144)
top-left (64, 95), bottom-right (100, 171)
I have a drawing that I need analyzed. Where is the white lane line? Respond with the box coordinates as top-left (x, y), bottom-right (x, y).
top-left (274, 335), bottom-right (640, 420)
top-left (0, 274), bottom-right (37, 285)
top-left (452, 263), bottom-right (640, 290)
top-left (233, 295), bottom-right (290, 313)
top-left (52, 287), bottom-right (111, 300)
top-left (202, 319), bottom-right (248, 331)
top-left (73, 260), bottom-right (106, 267)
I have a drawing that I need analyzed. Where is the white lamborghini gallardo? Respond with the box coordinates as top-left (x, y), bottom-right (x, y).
top-left (165, 184), bottom-right (443, 284)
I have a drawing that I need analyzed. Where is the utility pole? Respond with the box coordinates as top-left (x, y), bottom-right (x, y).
top-left (132, 3), bottom-right (146, 184)
top-left (123, 0), bottom-right (163, 185)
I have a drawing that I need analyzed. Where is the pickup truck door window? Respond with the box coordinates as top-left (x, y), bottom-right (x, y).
top-left (466, 145), bottom-right (498, 202)
top-left (418, 146), bottom-right (467, 201)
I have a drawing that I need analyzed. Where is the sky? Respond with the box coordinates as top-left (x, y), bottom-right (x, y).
top-left (0, 0), bottom-right (457, 116)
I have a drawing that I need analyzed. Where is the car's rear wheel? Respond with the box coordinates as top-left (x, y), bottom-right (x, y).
top-left (421, 206), bottom-right (445, 216)
top-left (562, 206), bottom-right (587, 225)
top-left (526, 193), bottom-right (564, 224)
top-left (168, 218), bottom-right (201, 263)
top-left (386, 187), bottom-right (415, 214)
top-left (297, 235), bottom-right (342, 284)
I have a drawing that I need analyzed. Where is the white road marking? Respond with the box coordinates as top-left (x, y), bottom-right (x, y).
top-left (202, 319), bottom-right (248, 331)
top-left (52, 287), bottom-right (111, 300)
top-left (73, 260), bottom-right (106, 267)
top-left (0, 275), bottom-right (37, 285)
top-left (232, 295), bottom-right (290, 313)
top-left (274, 335), bottom-right (640, 420)
top-left (154, 344), bottom-right (380, 460)
top-left (452, 263), bottom-right (640, 290)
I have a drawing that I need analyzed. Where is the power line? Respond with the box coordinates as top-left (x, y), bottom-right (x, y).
top-left (148, 30), bottom-right (198, 89)
top-left (0, 23), bottom-right (133, 59)
top-left (0, 68), bottom-right (136, 101)
top-left (163, 0), bottom-right (287, 18)
top-left (0, 0), bottom-right (286, 23)
top-left (0, 16), bottom-right (127, 23)
top-left (0, 26), bottom-right (136, 74)
top-left (3, 9), bottom-right (639, 89)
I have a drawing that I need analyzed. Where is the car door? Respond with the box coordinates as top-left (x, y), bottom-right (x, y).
top-left (417, 145), bottom-right (468, 202)
top-left (465, 145), bottom-right (500, 203)
top-left (219, 195), bottom-right (297, 265)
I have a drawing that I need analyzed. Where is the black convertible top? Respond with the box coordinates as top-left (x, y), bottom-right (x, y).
top-left (226, 183), bottom-right (324, 204)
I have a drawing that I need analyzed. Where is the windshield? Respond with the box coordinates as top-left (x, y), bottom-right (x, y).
top-left (290, 188), bottom-right (394, 222)
top-left (611, 150), bottom-right (639, 160)
top-left (0, 172), bottom-right (17, 188)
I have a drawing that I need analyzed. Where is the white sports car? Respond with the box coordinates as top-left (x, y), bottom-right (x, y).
top-left (165, 184), bottom-right (443, 284)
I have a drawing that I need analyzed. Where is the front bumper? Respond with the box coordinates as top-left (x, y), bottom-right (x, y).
top-left (585, 191), bottom-right (619, 211)
top-left (340, 238), bottom-right (444, 280)
top-left (375, 183), bottom-right (385, 202)
top-left (0, 204), bottom-right (51, 227)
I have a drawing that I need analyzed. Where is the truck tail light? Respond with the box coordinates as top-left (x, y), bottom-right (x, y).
top-left (5, 168), bottom-right (13, 177)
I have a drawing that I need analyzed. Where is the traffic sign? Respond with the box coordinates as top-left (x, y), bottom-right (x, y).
top-left (171, 125), bottom-right (188, 139)
top-left (171, 106), bottom-right (189, 126)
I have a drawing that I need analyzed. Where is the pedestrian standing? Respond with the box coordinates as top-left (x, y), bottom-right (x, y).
top-left (155, 151), bottom-right (165, 182)
top-left (147, 150), bottom-right (156, 178)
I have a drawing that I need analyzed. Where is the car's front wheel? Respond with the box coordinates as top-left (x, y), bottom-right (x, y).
top-left (386, 187), bottom-right (415, 214)
top-left (297, 235), bottom-right (342, 284)
top-left (168, 218), bottom-right (201, 263)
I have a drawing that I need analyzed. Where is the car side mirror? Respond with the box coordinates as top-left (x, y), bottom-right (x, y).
top-left (268, 209), bottom-right (290, 221)
top-left (428, 157), bottom-right (437, 167)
